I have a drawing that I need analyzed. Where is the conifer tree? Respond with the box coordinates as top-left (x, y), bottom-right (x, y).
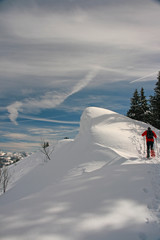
top-left (127, 89), bottom-right (141, 120)
top-left (150, 71), bottom-right (160, 129)
top-left (139, 87), bottom-right (149, 123)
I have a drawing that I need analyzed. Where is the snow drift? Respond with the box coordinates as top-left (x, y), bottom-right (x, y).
top-left (0, 107), bottom-right (160, 240)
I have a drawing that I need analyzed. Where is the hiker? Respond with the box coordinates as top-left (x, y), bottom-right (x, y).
top-left (142, 127), bottom-right (157, 158)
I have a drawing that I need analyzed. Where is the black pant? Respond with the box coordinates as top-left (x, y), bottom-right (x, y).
top-left (147, 141), bottom-right (154, 158)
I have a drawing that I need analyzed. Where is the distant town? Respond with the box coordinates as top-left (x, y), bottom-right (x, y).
top-left (0, 151), bottom-right (31, 168)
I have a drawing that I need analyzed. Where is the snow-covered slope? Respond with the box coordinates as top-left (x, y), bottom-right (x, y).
top-left (0, 107), bottom-right (160, 240)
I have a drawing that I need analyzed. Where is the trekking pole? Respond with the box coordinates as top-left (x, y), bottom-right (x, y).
top-left (143, 136), bottom-right (146, 156)
top-left (156, 138), bottom-right (159, 158)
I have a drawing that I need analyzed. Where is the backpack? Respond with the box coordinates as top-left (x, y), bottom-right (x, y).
top-left (147, 130), bottom-right (154, 139)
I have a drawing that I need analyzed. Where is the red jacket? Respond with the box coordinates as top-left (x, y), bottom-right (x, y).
top-left (142, 130), bottom-right (157, 142)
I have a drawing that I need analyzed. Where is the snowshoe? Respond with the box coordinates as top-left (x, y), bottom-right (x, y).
top-left (151, 149), bottom-right (155, 157)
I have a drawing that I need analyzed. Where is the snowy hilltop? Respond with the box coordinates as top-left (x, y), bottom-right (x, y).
top-left (0, 107), bottom-right (160, 240)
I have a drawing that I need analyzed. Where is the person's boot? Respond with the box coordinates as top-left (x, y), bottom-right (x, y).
top-left (151, 149), bottom-right (155, 157)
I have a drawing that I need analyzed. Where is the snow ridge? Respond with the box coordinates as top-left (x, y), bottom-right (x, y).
top-left (0, 107), bottom-right (160, 240)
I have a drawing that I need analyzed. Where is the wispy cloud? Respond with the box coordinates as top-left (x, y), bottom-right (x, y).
top-left (7, 101), bottom-right (23, 125)
top-left (3, 133), bottom-right (36, 141)
top-left (71, 66), bottom-right (100, 93)
top-left (1, 0), bottom-right (160, 151)
top-left (20, 116), bottom-right (79, 125)
top-left (130, 71), bottom-right (158, 83)
top-left (7, 67), bottom-right (99, 125)
top-left (28, 126), bottom-right (79, 137)
top-left (0, 141), bottom-right (40, 152)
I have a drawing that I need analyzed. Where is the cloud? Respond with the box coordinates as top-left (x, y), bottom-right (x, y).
top-left (1, 0), bottom-right (160, 153)
top-left (1, 1), bottom-right (160, 87)
top-left (71, 67), bottom-right (100, 94)
top-left (3, 131), bottom-right (56, 143)
top-left (0, 0), bottom-right (132, 12)
top-left (130, 71), bottom-right (158, 83)
top-left (1, 0), bottom-right (159, 47)
top-left (7, 101), bottom-right (23, 125)
top-left (28, 126), bottom-right (79, 137)
top-left (0, 141), bottom-right (40, 152)
top-left (28, 127), bottom-right (62, 135)
top-left (2, 0), bottom-right (160, 125)
top-left (3, 133), bottom-right (35, 141)
top-left (21, 116), bottom-right (79, 125)
top-left (7, 67), bottom-right (99, 125)
top-left (154, 0), bottom-right (160, 4)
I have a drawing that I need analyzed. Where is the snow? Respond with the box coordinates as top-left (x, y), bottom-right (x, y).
top-left (0, 107), bottom-right (160, 240)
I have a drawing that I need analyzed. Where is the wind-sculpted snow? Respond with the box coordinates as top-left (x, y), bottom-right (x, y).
top-left (78, 107), bottom-right (141, 160)
top-left (0, 107), bottom-right (160, 240)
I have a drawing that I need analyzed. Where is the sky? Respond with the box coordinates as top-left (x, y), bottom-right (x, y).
top-left (0, 0), bottom-right (160, 152)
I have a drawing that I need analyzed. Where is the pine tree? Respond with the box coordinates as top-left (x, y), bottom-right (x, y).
top-left (127, 89), bottom-right (141, 120)
top-left (139, 87), bottom-right (149, 123)
top-left (150, 71), bottom-right (160, 129)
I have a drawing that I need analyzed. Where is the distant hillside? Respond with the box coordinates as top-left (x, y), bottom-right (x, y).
top-left (0, 151), bottom-right (30, 167)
